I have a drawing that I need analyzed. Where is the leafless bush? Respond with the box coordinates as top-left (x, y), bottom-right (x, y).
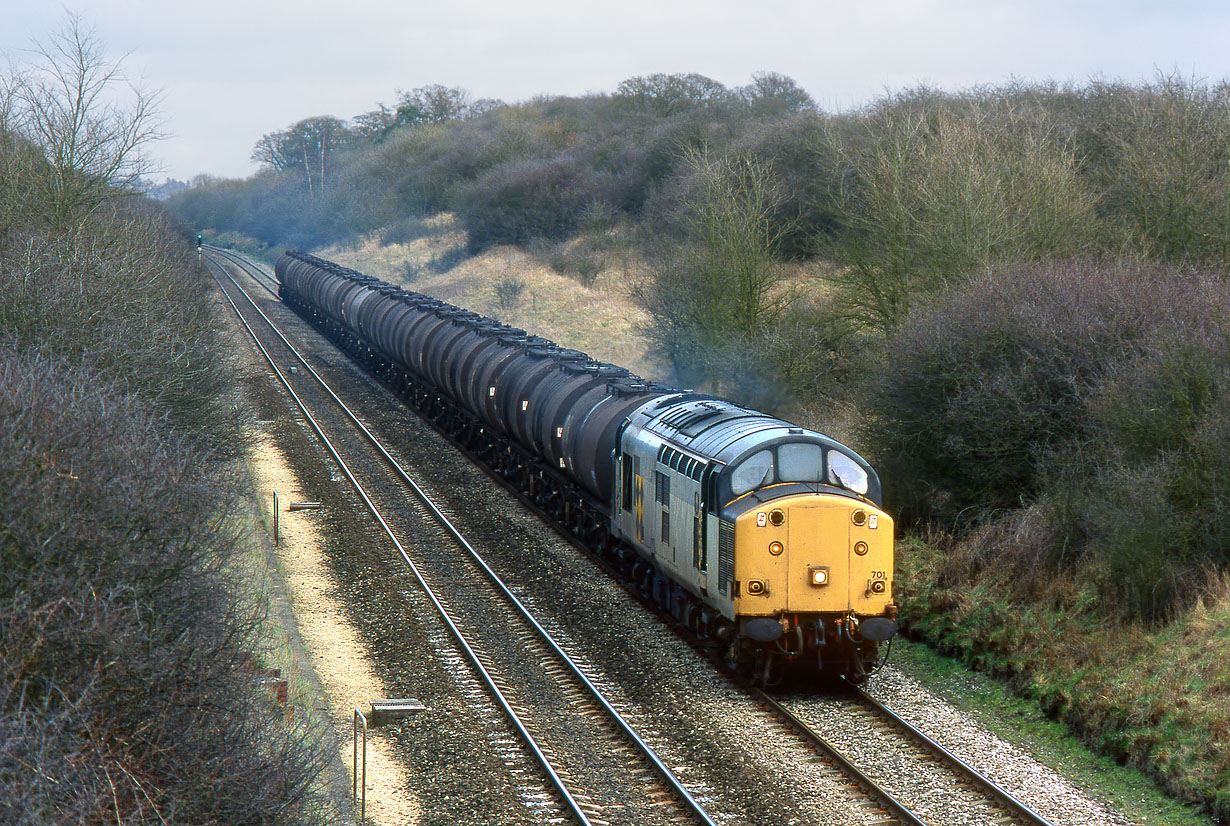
top-left (827, 103), bottom-right (1101, 329)
top-left (1, 16), bottom-right (335, 823)
top-left (541, 238), bottom-right (605, 287)
top-left (0, 200), bottom-right (237, 453)
top-left (868, 259), bottom-right (1223, 513)
top-left (636, 147), bottom-right (794, 393)
top-left (0, 123), bottom-right (44, 244)
top-left (867, 258), bottom-right (1230, 620)
top-left (493, 272), bottom-right (526, 314)
top-left (458, 156), bottom-right (629, 250)
top-left (1088, 73), bottom-right (1230, 266)
top-left (0, 351), bottom-right (334, 825)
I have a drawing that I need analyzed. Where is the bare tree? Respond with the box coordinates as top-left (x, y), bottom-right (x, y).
top-left (251, 116), bottom-right (346, 195)
top-left (616, 73), bottom-right (731, 116)
top-left (738, 72), bottom-right (818, 116)
top-left (636, 147), bottom-right (794, 392)
top-left (8, 13), bottom-right (164, 228)
top-left (350, 103), bottom-right (395, 141)
top-left (250, 130), bottom-right (293, 172)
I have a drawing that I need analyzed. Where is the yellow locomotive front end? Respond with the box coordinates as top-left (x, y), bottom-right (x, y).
top-left (733, 493), bottom-right (894, 617)
top-left (726, 491), bottom-right (897, 680)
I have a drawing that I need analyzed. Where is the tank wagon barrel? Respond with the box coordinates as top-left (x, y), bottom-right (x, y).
top-left (274, 250), bottom-right (898, 683)
top-left (274, 251), bottom-right (670, 502)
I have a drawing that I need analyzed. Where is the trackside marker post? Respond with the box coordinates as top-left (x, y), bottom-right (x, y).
top-left (355, 700), bottom-right (425, 820)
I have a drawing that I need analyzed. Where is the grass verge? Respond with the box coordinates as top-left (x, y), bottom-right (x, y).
top-left (896, 536), bottom-right (1228, 823)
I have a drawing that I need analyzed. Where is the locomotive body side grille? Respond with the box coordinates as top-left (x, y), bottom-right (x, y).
top-left (718, 520), bottom-right (735, 594)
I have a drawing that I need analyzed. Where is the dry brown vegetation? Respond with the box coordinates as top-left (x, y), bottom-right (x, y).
top-left (318, 215), bottom-right (667, 380)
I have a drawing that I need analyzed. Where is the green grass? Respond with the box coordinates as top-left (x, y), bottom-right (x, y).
top-left (894, 536), bottom-right (1230, 823)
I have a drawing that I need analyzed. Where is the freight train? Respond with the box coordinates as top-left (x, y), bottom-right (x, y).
top-left (274, 251), bottom-right (898, 683)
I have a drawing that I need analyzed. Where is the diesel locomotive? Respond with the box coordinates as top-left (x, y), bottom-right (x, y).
top-left (274, 250), bottom-right (898, 682)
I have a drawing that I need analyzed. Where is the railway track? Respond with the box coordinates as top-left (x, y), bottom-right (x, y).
top-left (764, 685), bottom-right (1058, 826)
top-left (203, 248), bottom-right (1067, 826)
top-left (205, 249), bottom-right (717, 826)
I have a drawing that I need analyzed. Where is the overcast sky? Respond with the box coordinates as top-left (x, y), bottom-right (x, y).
top-left (5, 1), bottom-right (1230, 183)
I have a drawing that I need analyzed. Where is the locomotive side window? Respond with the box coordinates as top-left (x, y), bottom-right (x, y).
top-left (730, 449), bottom-right (774, 495)
top-left (778, 442), bottom-right (823, 483)
top-left (827, 450), bottom-right (869, 494)
top-left (621, 453), bottom-right (633, 511)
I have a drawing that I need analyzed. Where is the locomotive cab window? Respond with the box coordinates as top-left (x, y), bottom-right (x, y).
top-left (778, 443), bottom-right (823, 484)
top-left (730, 449), bottom-right (775, 496)
top-left (827, 450), bottom-right (869, 494)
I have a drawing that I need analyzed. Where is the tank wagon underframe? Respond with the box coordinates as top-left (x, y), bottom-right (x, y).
top-left (274, 251), bottom-right (896, 683)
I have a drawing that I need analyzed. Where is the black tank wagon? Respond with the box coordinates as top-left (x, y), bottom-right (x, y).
top-left (276, 250), bottom-right (898, 682)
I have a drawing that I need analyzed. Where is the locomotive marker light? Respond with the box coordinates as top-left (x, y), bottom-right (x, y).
top-left (769, 541), bottom-right (784, 556)
top-left (809, 566), bottom-right (830, 586)
top-left (854, 541), bottom-right (869, 556)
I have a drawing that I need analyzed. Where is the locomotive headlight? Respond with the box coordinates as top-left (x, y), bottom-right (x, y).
top-left (809, 566), bottom-right (830, 586)
top-left (854, 541), bottom-right (869, 556)
top-left (768, 541), bottom-right (783, 556)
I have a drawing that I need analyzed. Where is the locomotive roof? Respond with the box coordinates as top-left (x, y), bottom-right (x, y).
top-left (629, 394), bottom-right (882, 502)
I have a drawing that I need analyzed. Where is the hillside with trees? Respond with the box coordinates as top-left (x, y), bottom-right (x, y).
top-left (173, 70), bottom-right (1230, 818)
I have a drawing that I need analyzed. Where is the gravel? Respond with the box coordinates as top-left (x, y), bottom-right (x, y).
top-left (860, 667), bottom-right (1135, 826)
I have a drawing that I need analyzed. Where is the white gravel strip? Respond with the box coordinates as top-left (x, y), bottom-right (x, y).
top-left (863, 664), bottom-right (1135, 826)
